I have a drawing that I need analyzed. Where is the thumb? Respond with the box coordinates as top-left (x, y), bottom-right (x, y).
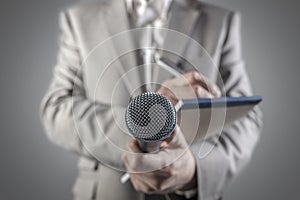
top-left (165, 126), bottom-right (188, 149)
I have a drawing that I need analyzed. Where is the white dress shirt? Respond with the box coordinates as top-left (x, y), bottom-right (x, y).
top-left (125, 0), bottom-right (172, 91)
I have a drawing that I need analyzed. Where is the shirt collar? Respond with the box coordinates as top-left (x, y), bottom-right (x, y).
top-left (125, 0), bottom-right (173, 27)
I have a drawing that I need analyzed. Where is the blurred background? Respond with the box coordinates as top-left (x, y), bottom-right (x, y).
top-left (0, 0), bottom-right (299, 199)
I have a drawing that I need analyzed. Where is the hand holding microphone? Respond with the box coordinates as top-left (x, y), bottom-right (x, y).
top-left (123, 125), bottom-right (196, 194)
top-left (120, 91), bottom-right (195, 193)
top-left (157, 71), bottom-right (221, 105)
top-left (121, 92), bottom-right (177, 183)
top-left (122, 71), bottom-right (220, 194)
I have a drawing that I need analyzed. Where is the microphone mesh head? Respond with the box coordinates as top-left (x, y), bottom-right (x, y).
top-left (125, 92), bottom-right (177, 142)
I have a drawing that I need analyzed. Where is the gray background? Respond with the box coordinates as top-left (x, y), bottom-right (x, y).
top-left (0, 0), bottom-right (299, 199)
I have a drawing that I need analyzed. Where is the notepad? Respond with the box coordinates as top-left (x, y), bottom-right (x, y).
top-left (176, 96), bottom-right (262, 143)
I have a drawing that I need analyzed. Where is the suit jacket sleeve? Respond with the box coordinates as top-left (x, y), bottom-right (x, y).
top-left (40, 11), bottom-right (130, 169)
top-left (191, 12), bottom-right (263, 200)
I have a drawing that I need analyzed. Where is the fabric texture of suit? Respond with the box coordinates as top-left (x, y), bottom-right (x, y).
top-left (40, 0), bottom-right (263, 199)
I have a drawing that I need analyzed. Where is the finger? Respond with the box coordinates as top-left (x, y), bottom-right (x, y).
top-left (161, 71), bottom-right (221, 98)
top-left (124, 140), bottom-right (145, 172)
top-left (181, 72), bottom-right (221, 98)
top-left (130, 174), bottom-right (153, 193)
top-left (160, 130), bottom-right (176, 148)
top-left (199, 75), bottom-right (221, 97)
top-left (130, 173), bottom-right (162, 193)
top-left (162, 126), bottom-right (188, 149)
top-left (158, 72), bottom-right (203, 103)
top-left (159, 178), bottom-right (184, 193)
top-left (194, 85), bottom-right (214, 98)
top-left (169, 71), bottom-right (201, 86)
top-left (127, 139), bottom-right (143, 153)
top-left (157, 86), bottom-right (178, 105)
top-left (160, 84), bottom-right (198, 101)
top-left (175, 85), bottom-right (199, 99)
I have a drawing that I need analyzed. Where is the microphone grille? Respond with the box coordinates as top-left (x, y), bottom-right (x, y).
top-left (125, 92), bottom-right (176, 142)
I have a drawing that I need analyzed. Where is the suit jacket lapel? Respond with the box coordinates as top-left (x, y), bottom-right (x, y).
top-left (103, 0), bottom-right (141, 95)
top-left (100, 0), bottom-right (202, 94)
top-left (162, 1), bottom-right (202, 68)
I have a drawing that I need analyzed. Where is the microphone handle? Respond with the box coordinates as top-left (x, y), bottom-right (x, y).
top-left (137, 140), bottom-right (161, 153)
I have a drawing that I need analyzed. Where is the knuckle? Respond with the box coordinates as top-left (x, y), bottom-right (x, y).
top-left (193, 85), bottom-right (202, 94)
top-left (212, 85), bottom-right (221, 97)
top-left (194, 85), bottom-right (201, 90)
top-left (168, 168), bottom-right (175, 177)
top-left (191, 71), bottom-right (201, 81)
top-left (191, 71), bottom-right (199, 78)
top-left (166, 166), bottom-right (175, 176)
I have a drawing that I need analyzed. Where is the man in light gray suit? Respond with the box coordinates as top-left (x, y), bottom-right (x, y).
top-left (40, 0), bottom-right (262, 199)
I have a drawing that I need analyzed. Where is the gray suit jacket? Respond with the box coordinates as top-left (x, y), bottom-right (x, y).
top-left (40, 0), bottom-right (262, 199)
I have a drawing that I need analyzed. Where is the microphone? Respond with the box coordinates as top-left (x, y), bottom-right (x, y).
top-left (125, 92), bottom-right (177, 152)
top-left (121, 92), bottom-right (177, 183)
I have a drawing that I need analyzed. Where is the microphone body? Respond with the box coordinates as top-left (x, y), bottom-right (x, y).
top-left (121, 92), bottom-right (176, 183)
top-left (125, 92), bottom-right (177, 153)
top-left (137, 140), bottom-right (160, 153)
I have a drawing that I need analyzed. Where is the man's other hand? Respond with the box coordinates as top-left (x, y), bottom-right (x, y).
top-left (157, 71), bottom-right (221, 105)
